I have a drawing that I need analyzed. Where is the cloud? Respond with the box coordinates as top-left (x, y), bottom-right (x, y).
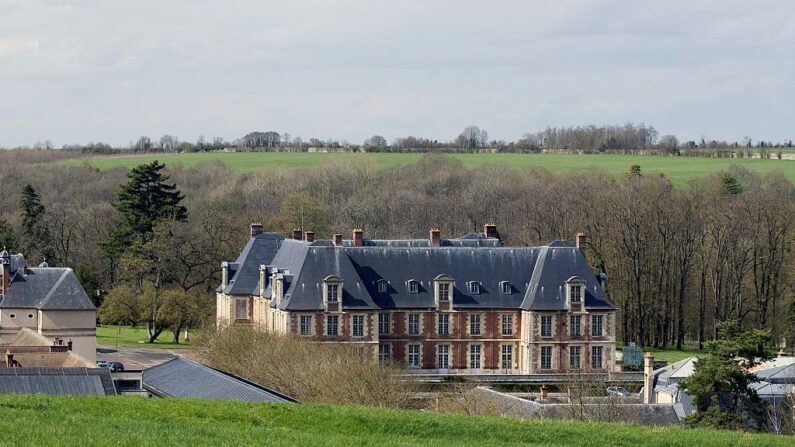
top-left (0, 0), bottom-right (792, 146)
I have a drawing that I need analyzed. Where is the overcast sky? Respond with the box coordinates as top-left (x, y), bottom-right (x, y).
top-left (1, 1), bottom-right (793, 147)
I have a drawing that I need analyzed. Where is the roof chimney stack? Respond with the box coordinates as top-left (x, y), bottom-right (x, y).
top-left (576, 233), bottom-right (588, 256)
top-left (292, 229), bottom-right (303, 240)
top-left (304, 231), bottom-right (315, 243)
top-left (483, 223), bottom-right (498, 239)
top-left (332, 234), bottom-right (343, 247)
top-left (250, 223), bottom-right (264, 238)
top-left (0, 251), bottom-right (9, 294)
top-left (430, 227), bottom-right (441, 247)
top-left (353, 229), bottom-right (364, 247)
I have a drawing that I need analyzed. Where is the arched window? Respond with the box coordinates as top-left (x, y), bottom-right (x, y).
top-left (407, 280), bottom-right (419, 294)
top-left (468, 281), bottom-right (480, 295)
top-left (434, 275), bottom-right (453, 302)
top-left (377, 279), bottom-right (388, 293)
top-left (323, 275), bottom-right (342, 304)
top-left (500, 281), bottom-right (511, 295)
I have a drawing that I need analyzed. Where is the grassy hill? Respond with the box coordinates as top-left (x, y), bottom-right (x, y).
top-left (66, 152), bottom-right (795, 186)
top-left (0, 394), bottom-right (788, 446)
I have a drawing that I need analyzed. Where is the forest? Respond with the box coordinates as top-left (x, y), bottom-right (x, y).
top-left (0, 150), bottom-right (792, 349)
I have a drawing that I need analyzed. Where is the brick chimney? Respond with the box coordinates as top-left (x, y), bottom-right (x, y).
top-left (292, 229), bottom-right (303, 240)
top-left (250, 223), bottom-right (264, 238)
top-left (643, 352), bottom-right (655, 404)
top-left (576, 233), bottom-right (588, 256)
top-left (429, 227), bottom-right (441, 247)
top-left (483, 223), bottom-right (498, 239)
top-left (353, 229), bottom-right (364, 247)
top-left (304, 231), bottom-right (315, 243)
top-left (332, 233), bottom-right (343, 247)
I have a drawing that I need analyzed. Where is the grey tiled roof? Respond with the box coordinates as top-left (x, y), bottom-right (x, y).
top-left (0, 367), bottom-right (115, 396)
top-left (142, 357), bottom-right (296, 403)
top-left (221, 233), bottom-right (284, 295)
top-left (0, 255), bottom-right (95, 311)
top-left (755, 363), bottom-right (795, 384)
top-left (222, 233), bottom-right (615, 312)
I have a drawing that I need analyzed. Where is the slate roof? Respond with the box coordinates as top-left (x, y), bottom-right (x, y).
top-left (653, 357), bottom-right (698, 386)
top-left (221, 233), bottom-right (284, 295)
top-left (0, 367), bottom-right (116, 396)
top-left (142, 357), bottom-right (297, 403)
top-left (221, 232), bottom-right (614, 312)
top-left (0, 254), bottom-right (95, 311)
top-left (755, 363), bottom-right (795, 384)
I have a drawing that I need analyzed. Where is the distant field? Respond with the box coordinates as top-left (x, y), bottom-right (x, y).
top-left (620, 344), bottom-right (703, 365)
top-left (0, 394), bottom-right (787, 446)
top-left (97, 325), bottom-right (191, 349)
top-left (66, 152), bottom-right (795, 186)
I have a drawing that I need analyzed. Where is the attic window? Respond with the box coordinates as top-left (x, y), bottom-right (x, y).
top-left (323, 275), bottom-right (342, 304)
top-left (500, 281), bottom-right (511, 295)
top-left (570, 285), bottom-right (582, 303)
top-left (27, 313), bottom-right (33, 319)
top-left (9, 314), bottom-right (15, 319)
top-left (408, 280), bottom-right (419, 294)
top-left (468, 282), bottom-right (480, 294)
top-left (377, 280), bottom-right (387, 293)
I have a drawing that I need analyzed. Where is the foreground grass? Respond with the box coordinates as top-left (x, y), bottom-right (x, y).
top-left (0, 395), bottom-right (787, 447)
top-left (96, 325), bottom-right (192, 349)
top-left (67, 152), bottom-right (795, 186)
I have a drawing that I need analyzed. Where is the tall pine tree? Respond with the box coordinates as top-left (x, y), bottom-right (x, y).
top-left (19, 184), bottom-right (48, 259)
top-left (101, 160), bottom-right (188, 261)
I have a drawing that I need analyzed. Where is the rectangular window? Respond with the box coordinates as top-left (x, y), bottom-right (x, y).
top-left (327, 284), bottom-right (339, 302)
top-left (540, 315), bottom-right (552, 337)
top-left (378, 313), bottom-right (390, 335)
top-left (470, 344), bottom-right (482, 369)
top-left (437, 344), bottom-right (450, 369)
top-left (352, 315), bottom-right (364, 337)
top-left (438, 283), bottom-right (450, 301)
top-left (378, 280), bottom-right (387, 293)
top-left (501, 314), bottom-right (513, 336)
top-left (591, 315), bottom-right (603, 337)
top-left (438, 313), bottom-right (450, 336)
top-left (591, 346), bottom-right (603, 369)
top-left (407, 344), bottom-right (420, 368)
top-left (234, 299), bottom-right (247, 319)
top-left (469, 314), bottom-right (481, 336)
top-left (326, 315), bottom-right (339, 337)
top-left (540, 346), bottom-right (552, 370)
top-left (299, 315), bottom-right (312, 336)
top-left (408, 281), bottom-right (419, 294)
top-left (469, 282), bottom-right (480, 294)
top-left (501, 282), bottom-right (511, 294)
top-left (408, 314), bottom-right (420, 335)
top-left (501, 345), bottom-right (513, 369)
top-left (570, 346), bottom-right (581, 369)
top-left (570, 315), bottom-right (581, 337)
top-left (570, 284), bottom-right (582, 303)
top-left (378, 344), bottom-right (391, 363)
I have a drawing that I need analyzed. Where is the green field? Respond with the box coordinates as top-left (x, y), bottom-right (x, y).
top-left (97, 325), bottom-right (192, 349)
top-left (0, 394), bottom-right (787, 446)
top-left (67, 152), bottom-right (795, 186)
top-left (620, 343), bottom-right (704, 365)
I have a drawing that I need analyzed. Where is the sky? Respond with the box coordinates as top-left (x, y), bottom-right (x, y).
top-left (0, 0), bottom-right (793, 147)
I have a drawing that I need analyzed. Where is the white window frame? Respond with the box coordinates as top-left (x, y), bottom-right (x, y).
top-left (540, 315), bottom-right (552, 337)
top-left (591, 314), bottom-right (603, 337)
top-left (500, 281), bottom-right (511, 295)
top-left (437, 313), bottom-right (450, 336)
top-left (540, 346), bottom-right (552, 370)
top-left (570, 345), bottom-right (581, 369)
top-left (352, 314), bottom-right (365, 337)
top-left (322, 275), bottom-right (343, 307)
top-left (469, 344), bottom-right (482, 370)
top-left (407, 344), bottom-right (421, 368)
top-left (469, 314), bottom-right (482, 336)
top-left (378, 344), bottom-right (391, 363)
top-left (570, 315), bottom-right (582, 337)
top-left (591, 346), bottom-right (603, 369)
top-left (500, 344), bottom-right (514, 370)
top-left (377, 280), bottom-right (388, 293)
top-left (408, 280), bottom-right (419, 294)
top-left (378, 313), bottom-right (390, 335)
top-left (437, 344), bottom-right (450, 370)
top-left (501, 314), bottom-right (513, 336)
top-left (468, 281), bottom-right (480, 294)
top-left (326, 314), bottom-right (339, 337)
top-left (408, 313), bottom-right (421, 336)
top-left (299, 315), bottom-right (313, 336)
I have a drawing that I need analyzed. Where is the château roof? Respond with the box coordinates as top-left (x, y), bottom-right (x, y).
top-left (0, 254), bottom-right (95, 311)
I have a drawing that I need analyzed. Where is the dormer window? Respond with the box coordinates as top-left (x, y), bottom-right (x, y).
top-left (408, 280), bottom-right (419, 294)
top-left (434, 275), bottom-right (453, 303)
top-left (438, 283), bottom-right (450, 300)
top-left (468, 282), bottom-right (480, 295)
top-left (377, 280), bottom-right (387, 293)
top-left (500, 281), bottom-right (511, 295)
top-left (571, 285), bottom-right (582, 303)
top-left (566, 276), bottom-right (585, 307)
top-left (323, 275), bottom-right (342, 305)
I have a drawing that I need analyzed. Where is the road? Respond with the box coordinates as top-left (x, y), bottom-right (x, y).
top-left (97, 345), bottom-right (194, 370)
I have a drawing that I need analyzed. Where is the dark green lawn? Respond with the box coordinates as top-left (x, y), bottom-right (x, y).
top-left (96, 325), bottom-right (192, 349)
top-left (0, 394), bottom-right (787, 446)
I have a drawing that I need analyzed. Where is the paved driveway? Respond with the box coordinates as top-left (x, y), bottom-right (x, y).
top-left (97, 345), bottom-right (193, 370)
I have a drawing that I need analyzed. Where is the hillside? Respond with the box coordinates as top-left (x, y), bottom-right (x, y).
top-left (0, 395), bottom-right (788, 446)
top-left (66, 152), bottom-right (795, 186)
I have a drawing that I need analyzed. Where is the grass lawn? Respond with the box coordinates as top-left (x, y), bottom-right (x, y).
top-left (0, 394), bottom-right (787, 447)
top-left (620, 343), bottom-right (704, 365)
top-left (96, 325), bottom-right (192, 349)
top-left (67, 152), bottom-right (795, 187)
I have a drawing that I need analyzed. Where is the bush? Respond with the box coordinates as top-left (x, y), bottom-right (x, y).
top-left (198, 326), bottom-right (413, 407)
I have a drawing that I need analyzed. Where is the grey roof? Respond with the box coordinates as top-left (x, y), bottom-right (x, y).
top-left (142, 357), bottom-right (297, 403)
top-left (221, 233), bottom-right (284, 295)
top-left (0, 255), bottom-right (95, 311)
top-left (222, 232), bottom-right (614, 312)
top-left (0, 367), bottom-right (115, 396)
top-left (653, 357), bottom-right (698, 386)
top-left (750, 381), bottom-right (795, 398)
top-left (755, 363), bottom-right (795, 384)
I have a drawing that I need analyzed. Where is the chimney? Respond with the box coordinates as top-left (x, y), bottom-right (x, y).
top-left (304, 231), bottom-right (315, 243)
top-left (353, 229), bottom-right (364, 247)
top-left (250, 223), bottom-right (264, 238)
top-left (0, 254), bottom-right (9, 294)
top-left (332, 234), bottom-right (343, 247)
top-left (292, 229), bottom-right (303, 240)
top-left (67, 340), bottom-right (73, 351)
top-left (598, 272), bottom-right (607, 290)
top-left (643, 352), bottom-right (655, 404)
top-left (429, 227), bottom-right (441, 247)
top-left (483, 223), bottom-right (498, 239)
top-left (221, 262), bottom-right (229, 288)
top-left (576, 232), bottom-right (588, 256)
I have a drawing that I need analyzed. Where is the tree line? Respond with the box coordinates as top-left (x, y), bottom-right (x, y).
top-left (0, 151), bottom-right (792, 348)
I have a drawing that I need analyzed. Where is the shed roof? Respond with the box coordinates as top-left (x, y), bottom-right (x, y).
top-left (0, 367), bottom-right (115, 396)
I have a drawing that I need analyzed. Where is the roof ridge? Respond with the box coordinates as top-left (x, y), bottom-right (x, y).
top-left (38, 268), bottom-right (71, 309)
